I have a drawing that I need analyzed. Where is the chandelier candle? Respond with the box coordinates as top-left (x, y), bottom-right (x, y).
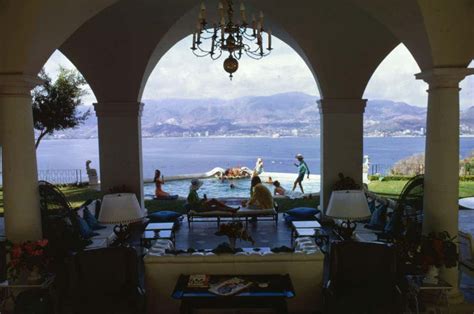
top-left (191, 0), bottom-right (273, 79)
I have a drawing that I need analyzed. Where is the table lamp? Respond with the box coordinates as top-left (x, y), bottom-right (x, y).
top-left (326, 190), bottom-right (371, 240)
top-left (99, 193), bottom-right (145, 246)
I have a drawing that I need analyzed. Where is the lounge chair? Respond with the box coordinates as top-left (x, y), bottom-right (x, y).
top-left (186, 203), bottom-right (279, 227)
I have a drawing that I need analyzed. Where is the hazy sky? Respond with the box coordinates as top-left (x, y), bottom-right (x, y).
top-left (44, 35), bottom-right (473, 108)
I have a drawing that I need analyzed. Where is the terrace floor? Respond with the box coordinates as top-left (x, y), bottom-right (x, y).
top-left (169, 210), bottom-right (474, 306)
top-left (1, 209), bottom-right (474, 309)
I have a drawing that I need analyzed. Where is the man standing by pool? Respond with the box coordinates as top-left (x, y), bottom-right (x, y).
top-left (292, 154), bottom-right (310, 193)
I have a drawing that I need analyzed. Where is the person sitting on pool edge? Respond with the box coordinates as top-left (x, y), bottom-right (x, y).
top-left (273, 180), bottom-right (286, 196)
top-left (244, 176), bottom-right (274, 210)
top-left (154, 169), bottom-right (169, 198)
top-left (187, 179), bottom-right (238, 212)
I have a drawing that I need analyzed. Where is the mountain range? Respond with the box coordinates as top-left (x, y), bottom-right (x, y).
top-left (54, 92), bottom-right (474, 139)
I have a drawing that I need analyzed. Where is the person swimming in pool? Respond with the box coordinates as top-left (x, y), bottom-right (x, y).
top-left (273, 180), bottom-right (286, 196)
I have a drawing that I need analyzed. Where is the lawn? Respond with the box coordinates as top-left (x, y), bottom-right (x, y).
top-left (368, 180), bottom-right (474, 199)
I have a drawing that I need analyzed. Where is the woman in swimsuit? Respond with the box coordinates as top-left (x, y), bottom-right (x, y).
top-left (154, 169), bottom-right (170, 198)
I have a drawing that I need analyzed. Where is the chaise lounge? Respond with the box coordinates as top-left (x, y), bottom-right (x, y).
top-left (186, 203), bottom-right (279, 227)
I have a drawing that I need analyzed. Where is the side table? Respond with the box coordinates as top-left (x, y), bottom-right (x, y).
top-left (0, 275), bottom-right (55, 313)
top-left (405, 275), bottom-right (452, 314)
top-left (290, 220), bottom-right (321, 243)
top-left (141, 230), bottom-right (175, 248)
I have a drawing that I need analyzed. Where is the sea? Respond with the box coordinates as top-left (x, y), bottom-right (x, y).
top-left (32, 136), bottom-right (474, 178)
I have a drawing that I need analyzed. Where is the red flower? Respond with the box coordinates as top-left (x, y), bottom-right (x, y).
top-left (11, 246), bottom-right (22, 259)
top-left (31, 250), bottom-right (43, 256)
top-left (37, 239), bottom-right (48, 247)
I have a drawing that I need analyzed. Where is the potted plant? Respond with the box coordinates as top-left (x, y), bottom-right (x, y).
top-left (415, 231), bottom-right (458, 284)
top-left (6, 239), bottom-right (50, 284)
top-left (215, 222), bottom-right (255, 250)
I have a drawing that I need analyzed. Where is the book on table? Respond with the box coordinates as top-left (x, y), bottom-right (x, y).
top-left (187, 274), bottom-right (210, 288)
top-left (208, 277), bottom-right (252, 296)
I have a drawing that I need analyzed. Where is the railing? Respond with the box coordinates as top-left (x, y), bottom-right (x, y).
top-left (0, 169), bottom-right (83, 186)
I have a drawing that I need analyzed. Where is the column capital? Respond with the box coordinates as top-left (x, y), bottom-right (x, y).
top-left (0, 73), bottom-right (43, 97)
top-left (94, 102), bottom-right (144, 117)
top-left (415, 67), bottom-right (474, 89)
top-left (318, 98), bottom-right (367, 114)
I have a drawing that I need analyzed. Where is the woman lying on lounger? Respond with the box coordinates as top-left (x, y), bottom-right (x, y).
top-left (187, 179), bottom-right (238, 212)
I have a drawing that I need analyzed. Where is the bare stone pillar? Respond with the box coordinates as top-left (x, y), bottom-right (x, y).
top-left (416, 67), bottom-right (474, 303)
top-left (318, 99), bottom-right (366, 212)
top-left (0, 74), bottom-right (42, 241)
top-left (94, 102), bottom-right (144, 207)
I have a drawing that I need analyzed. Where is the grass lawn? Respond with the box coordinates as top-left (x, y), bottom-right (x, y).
top-left (368, 180), bottom-right (474, 199)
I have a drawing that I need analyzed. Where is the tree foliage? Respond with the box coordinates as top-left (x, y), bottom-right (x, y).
top-left (460, 150), bottom-right (474, 175)
top-left (32, 68), bottom-right (90, 148)
top-left (390, 153), bottom-right (425, 176)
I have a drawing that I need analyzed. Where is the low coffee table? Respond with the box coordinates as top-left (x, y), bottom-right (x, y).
top-left (172, 274), bottom-right (295, 314)
top-left (141, 230), bottom-right (174, 247)
top-left (145, 222), bottom-right (174, 231)
top-left (290, 220), bottom-right (321, 244)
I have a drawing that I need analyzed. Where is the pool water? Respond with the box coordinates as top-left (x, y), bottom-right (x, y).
top-left (144, 174), bottom-right (320, 199)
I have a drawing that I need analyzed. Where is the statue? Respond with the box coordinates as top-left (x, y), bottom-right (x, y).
top-left (86, 160), bottom-right (99, 187)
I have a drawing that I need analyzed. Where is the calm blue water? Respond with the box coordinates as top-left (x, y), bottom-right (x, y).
top-left (33, 136), bottom-right (474, 177)
top-left (27, 136), bottom-right (474, 197)
top-left (143, 177), bottom-right (320, 199)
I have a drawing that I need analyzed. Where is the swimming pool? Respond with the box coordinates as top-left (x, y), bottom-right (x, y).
top-left (144, 172), bottom-right (320, 199)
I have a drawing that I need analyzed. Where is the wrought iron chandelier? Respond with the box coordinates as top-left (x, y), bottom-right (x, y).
top-left (191, 1), bottom-right (273, 80)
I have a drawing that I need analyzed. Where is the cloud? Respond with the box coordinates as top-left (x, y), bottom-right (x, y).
top-left (364, 44), bottom-right (427, 107)
top-left (142, 35), bottom-right (319, 100)
top-left (44, 38), bottom-right (473, 109)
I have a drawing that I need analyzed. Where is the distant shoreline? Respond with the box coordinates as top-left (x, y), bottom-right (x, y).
top-left (39, 134), bottom-right (474, 141)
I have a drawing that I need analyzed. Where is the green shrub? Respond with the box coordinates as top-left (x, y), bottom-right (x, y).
top-left (368, 175), bottom-right (380, 181)
top-left (460, 176), bottom-right (474, 182)
top-left (381, 175), bottom-right (413, 181)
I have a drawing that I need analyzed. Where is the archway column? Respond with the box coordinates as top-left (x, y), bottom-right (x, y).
top-left (416, 67), bottom-right (474, 302)
top-left (318, 98), bottom-right (367, 212)
top-left (0, 73), bottom-right (42, 241)
top-left (94, 102), bottom-right (145, 207)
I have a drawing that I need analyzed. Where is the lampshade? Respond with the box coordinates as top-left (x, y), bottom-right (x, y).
top-left (326, 190), bottom-right (371, 220)
top-left (98, 193), bottom-right (145, 224)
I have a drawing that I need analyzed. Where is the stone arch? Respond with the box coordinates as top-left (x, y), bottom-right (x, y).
top-left (0, 0), bottom-right (119, 75)
top-left (137, 0), bottom-right (322, 101)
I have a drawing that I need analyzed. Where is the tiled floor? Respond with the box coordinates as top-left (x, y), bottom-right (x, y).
top-left (175, 216), bottom-right (292, 250)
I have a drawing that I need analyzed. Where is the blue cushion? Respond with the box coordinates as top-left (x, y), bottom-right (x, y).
top-left (384, 209), bottom-right (403, 235)
top-left (83, 207), bottom-right (106, 230)
top-left (147, 211), bottom-right (183, 223)
top-left (368, 199), bottom-right (376, 214)
top-left (77, 215), bottom-right (99, 239)
top-left (286, 207), bottom-right (319, 218)
top-left (283, 207), bottom-right (319, 223)
top-left (365, 203), bottom-right (387, 230)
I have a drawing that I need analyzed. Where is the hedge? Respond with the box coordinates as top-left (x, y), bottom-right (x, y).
top-left (369, 175), bottom-right (474, 182)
